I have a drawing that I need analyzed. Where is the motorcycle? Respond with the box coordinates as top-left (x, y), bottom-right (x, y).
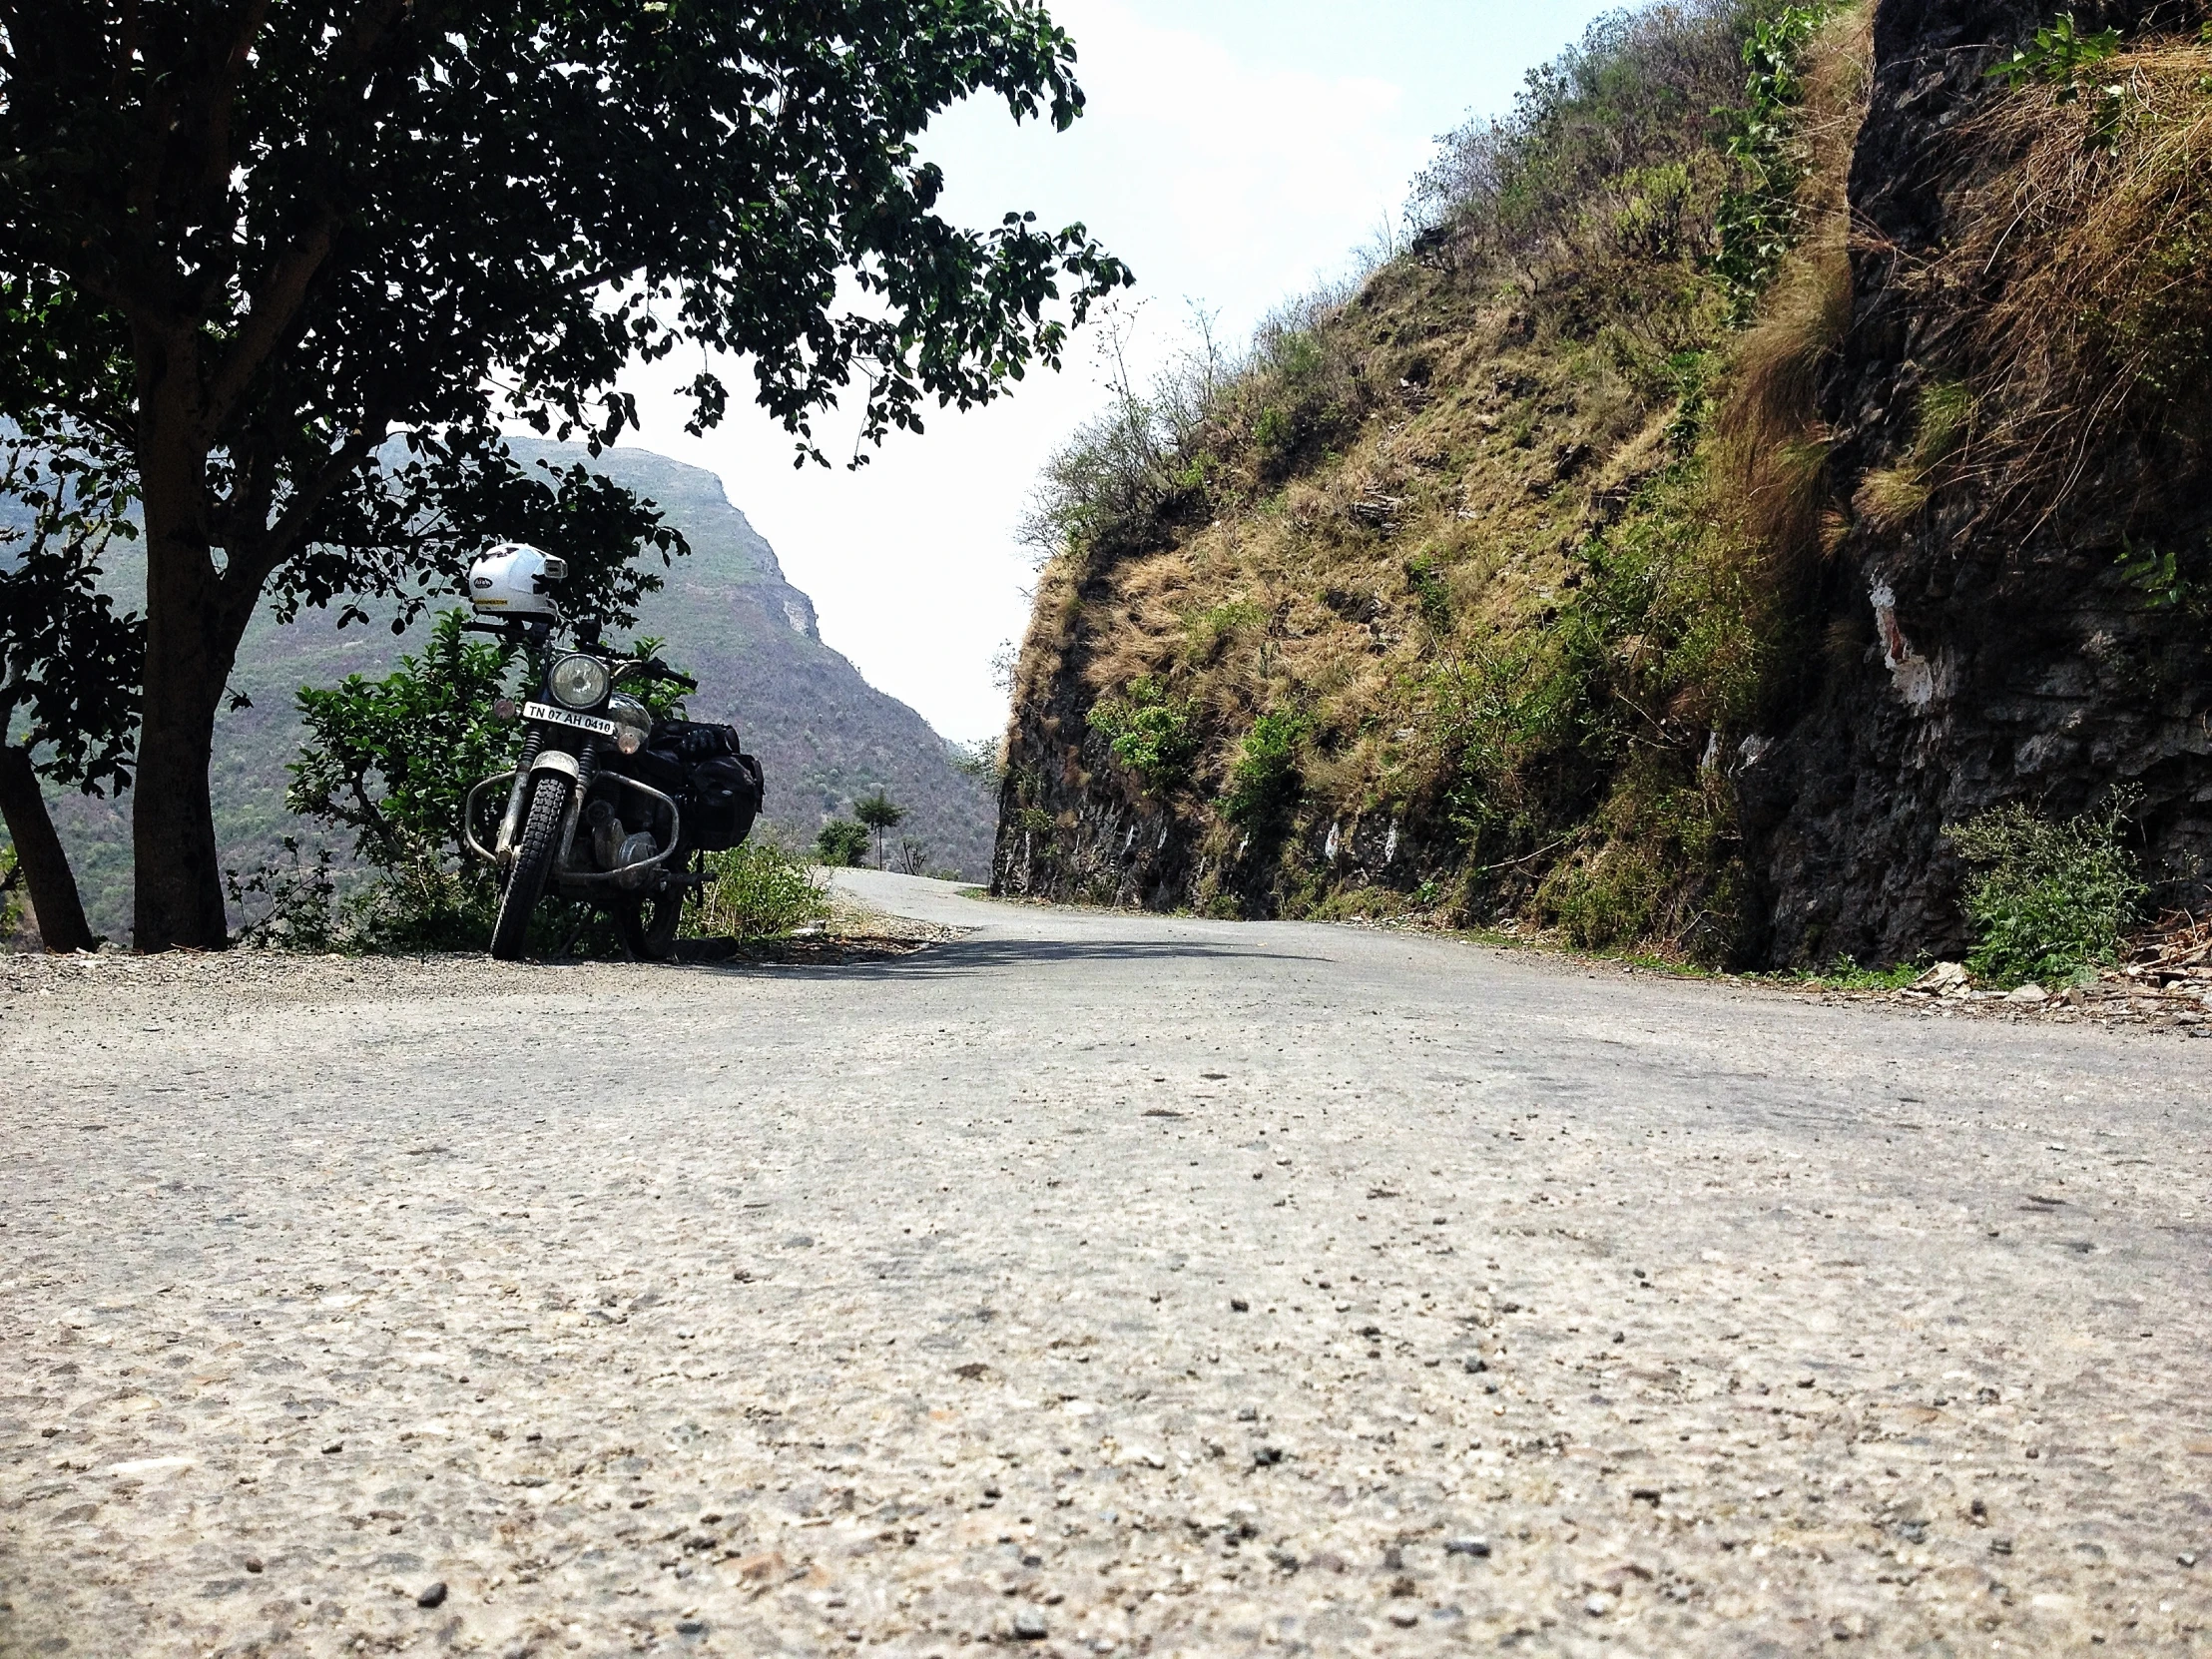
top-left (457, 543), bottom-right (764, 961)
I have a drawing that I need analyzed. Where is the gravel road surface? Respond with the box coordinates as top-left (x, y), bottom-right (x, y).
top-left (3, 871), bottom-right (2208, 1657)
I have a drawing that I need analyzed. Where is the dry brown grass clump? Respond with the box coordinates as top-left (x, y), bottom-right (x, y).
top-left (1922, 33), bottom-right (2212, 525)
top-left (1711, 4), bottom-right (1870, 582)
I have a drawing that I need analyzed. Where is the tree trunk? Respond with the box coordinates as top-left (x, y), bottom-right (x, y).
top-left (0, 745), bottom-right (98, 952)
top-left (131, 409), bottom-right (254, 952)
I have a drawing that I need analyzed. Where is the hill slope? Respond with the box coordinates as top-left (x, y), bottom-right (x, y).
top-left (994, 0), bottom-right (2212, 966)
top-left (26, 444), bottom-right (992, 940)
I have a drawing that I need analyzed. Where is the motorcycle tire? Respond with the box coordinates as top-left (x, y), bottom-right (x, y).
top-left (616, 864), bottom-right (688, 962)
top-left (488, 773), bottom-right (569, 960)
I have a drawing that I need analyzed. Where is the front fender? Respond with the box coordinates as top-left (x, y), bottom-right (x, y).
top-left (529, 749), bottom-right (583, 782)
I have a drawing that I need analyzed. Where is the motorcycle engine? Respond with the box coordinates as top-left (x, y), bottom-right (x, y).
top-left (588, 802), bottom-right (625, 869)
top-left (613, 830), bottom-right (660, 890)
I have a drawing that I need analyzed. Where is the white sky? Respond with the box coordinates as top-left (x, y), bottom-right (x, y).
top-left (619, 0), bottom-right (1618, 743)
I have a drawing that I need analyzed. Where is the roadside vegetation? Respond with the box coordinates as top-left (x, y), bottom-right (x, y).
top-left (1006, 0), bottom-right (2212, 971)
top-left (1008, 0), bottom-right (1873, 960)
top-left (1946, 798), bottom-right (2145, 987)
top-left (816, 819), bottom-right (873, 867)
top-left (685, 840), bottom-right (831, 940)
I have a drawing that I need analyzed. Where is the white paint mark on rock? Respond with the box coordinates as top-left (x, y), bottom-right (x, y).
top-left (1871, 580), bottom-right (1936, 708)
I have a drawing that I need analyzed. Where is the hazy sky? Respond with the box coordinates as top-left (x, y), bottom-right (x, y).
top-left (618, 0), bottom-right (1619, 743)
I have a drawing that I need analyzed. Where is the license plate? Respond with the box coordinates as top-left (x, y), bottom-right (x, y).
top-left (523, 701), bottom-right (619, 737)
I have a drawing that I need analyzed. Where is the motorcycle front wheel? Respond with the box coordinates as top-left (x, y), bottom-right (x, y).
top-left (616, 860), bottom-right (689, 962)
top-left (489, 773), bottom-right (569, 960)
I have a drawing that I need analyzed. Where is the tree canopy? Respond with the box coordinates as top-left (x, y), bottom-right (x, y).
top-left (0, 0), bottom-right (1129, 948)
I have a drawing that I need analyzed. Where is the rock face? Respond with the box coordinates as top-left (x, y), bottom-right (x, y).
top-left (31, 443), bottom-right (993, 938)
top-left (1744, 0), bottom-right (2212, 965)
top-left (994, 0), bottom-right (2212, 963)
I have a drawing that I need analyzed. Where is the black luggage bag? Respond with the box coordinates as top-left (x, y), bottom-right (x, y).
top-left (629, 721), bottom-right (762, 851)
top-left (687, 750), bottom-right (764, 849)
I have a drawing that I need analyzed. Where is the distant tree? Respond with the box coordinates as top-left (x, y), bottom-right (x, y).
top-left (0, 441), bottom-right (142, 952)
top-left (853, 792), bottom-right (908, 870)
top-left (815, 820), bottom-right (871, 868)
top-left (949, 737), bottom-right (1007, 790)
top-left (0, 1), bottom-right (1131, 950)
top-left (894, 835), bottom-right (933, 876)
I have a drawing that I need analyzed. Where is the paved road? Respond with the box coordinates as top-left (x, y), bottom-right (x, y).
top-left (2, 873), bottom-right (2208, 1657)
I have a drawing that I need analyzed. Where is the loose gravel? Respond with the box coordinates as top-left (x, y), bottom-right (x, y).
top-left (2, 871), bottom-right (2208, 1656)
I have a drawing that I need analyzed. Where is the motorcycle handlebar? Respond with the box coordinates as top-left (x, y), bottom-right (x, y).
top-left (457, 628), bottom-right (697, 690)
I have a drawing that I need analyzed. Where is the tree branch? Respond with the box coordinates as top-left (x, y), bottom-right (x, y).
top-left (200, 212), bottom-right (337, 435)
top-left (196, 0), bottom-right (274, 214)
top-left (200, 0), bottom-right (414, 433)
top-left (234, 415), bottom-right (392, 592)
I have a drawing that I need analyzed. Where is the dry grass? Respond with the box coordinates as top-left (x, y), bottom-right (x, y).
top-left (1711, 5), bottom-right (1870, 578)
top-left (1852, 465), bottom-right (1930, 534)
top-left (1005, 2), bottom-right (1881, 952)
top-left (1920, 33), bottom-right (2212, 526)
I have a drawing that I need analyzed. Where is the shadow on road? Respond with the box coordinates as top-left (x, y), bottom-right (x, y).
top-left (681, 932), bottom-right (1329, 983)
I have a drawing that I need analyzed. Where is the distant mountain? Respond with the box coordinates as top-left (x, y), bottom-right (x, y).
top-left (25, 443), bottom-right (994, 940)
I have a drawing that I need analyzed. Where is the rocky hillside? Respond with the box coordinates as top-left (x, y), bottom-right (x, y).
top-left (29, 444), bottom-right (992, 939)
top-left (995, 0), bottom-right (2212, 968)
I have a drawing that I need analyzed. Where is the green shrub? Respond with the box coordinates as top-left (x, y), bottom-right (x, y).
top-left (1986, 12), bottom-right (2121, 96)
top-left (345, 844), bottom-right (500, 952)
top-left (1183, 600), bottom-right (1263, 663)
top-left (1222, 710), bottom-right (1309, 824)
top-left (1713, 4), bottom-right (1831, 310)
top-left (225, 835), bottom-right (344, 951)
top-left (1540, 846), bottom-right (1666, 949)
top-left (689, 840), bottom-right (830, 939)
top-left (1944, 798), bottom-right (2144, 985)
top-left (1090, 675), bottom-right (1199, 793)
top-left (1404, 553), bottom-right (1452, 628)
top-left (815, 819), bottom-right (871, 867)
top-left (0, 849), bottom-right (23, 943)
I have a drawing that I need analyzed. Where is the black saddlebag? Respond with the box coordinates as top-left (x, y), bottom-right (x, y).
top-left (628, 723), bottom-right (763, 850)
top-left (685, 750), bottom-right (764, 850)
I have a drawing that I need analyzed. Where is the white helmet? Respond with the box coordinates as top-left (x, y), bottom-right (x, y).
top-left (468, 542), bottom-right (568, 618)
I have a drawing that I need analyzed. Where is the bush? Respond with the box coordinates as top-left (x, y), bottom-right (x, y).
top-left (688, 840), bottom-right (830, 939)
top-left (949, 736), bottom-right (1005, 789)
top-left (815, 819), bottom-right (870, 866)
top-left (0, 849), bottom-right (24, 944)
top-left (1019, 304), bottom-right (1231, 562)
top-left (1412, 0), bottom-right (1762, 278)
top-left (1404, 553), bottom-right (1452, 629)
top-left (225, 836), bottom-right (344, 951)
top-left (1222, 710), bottom-right (1309, 824)
top-left (1944, 798), bottom-right (2144, 985)
top-left (1090, 675), bottom-right (1199, 794)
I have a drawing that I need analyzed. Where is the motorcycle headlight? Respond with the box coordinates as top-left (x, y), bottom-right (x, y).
top-left (606, 694), bottom-right (652, 755)
top-left (550, 654), bottom-right (610, 710)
